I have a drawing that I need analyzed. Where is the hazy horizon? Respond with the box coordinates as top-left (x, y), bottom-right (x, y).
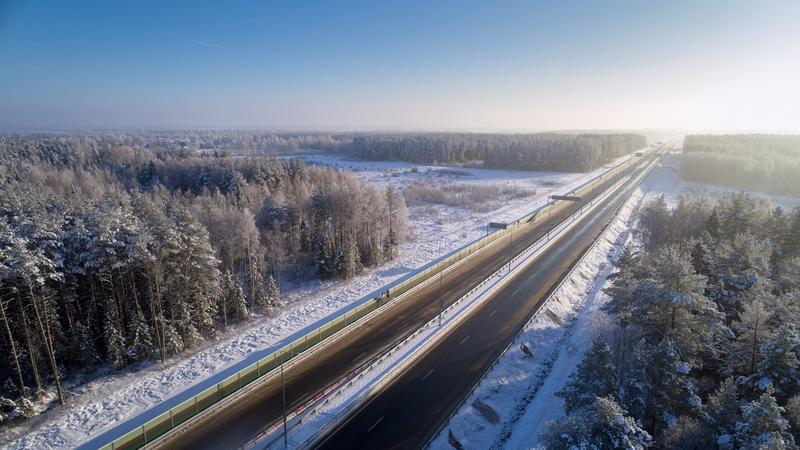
top-left (1, 0), bottom-right (798, 132)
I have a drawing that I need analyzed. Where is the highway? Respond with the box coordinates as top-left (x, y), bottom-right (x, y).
top-left (153, 147), bottom-right (662, 450)
top-left (312, 147), bottom-right (665, 449)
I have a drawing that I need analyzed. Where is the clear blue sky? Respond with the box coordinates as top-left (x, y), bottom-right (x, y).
top-left (1, 0), bottom-right (798, 131)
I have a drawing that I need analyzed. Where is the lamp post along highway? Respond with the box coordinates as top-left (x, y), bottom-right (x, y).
top-left (281, 353), bottom-right (288, 448)
top-left (547, 196), bottom-right (552, 241)
top-left (438, 263), bottom-right (443, 327)
top-left (508, 224), bottom-right (513, 273)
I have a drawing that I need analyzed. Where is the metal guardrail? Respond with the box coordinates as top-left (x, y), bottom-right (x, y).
top-left (292, 164), bottom-right (636, 450)
top-left (98, 152), bottom-right (644, 450)
top-left (426, 149), bottom-right (665, 449)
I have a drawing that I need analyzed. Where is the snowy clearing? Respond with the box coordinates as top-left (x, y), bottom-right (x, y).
top-left (0, 154), bottom-right (631, 450)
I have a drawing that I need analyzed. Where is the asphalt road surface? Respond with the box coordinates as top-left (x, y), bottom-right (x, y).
top-left (312, 149), bottom-right (664, 449)
top-left (154, 149), bottom-right (661, 450)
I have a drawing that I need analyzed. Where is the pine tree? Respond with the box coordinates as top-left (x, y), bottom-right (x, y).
top-left (339, 235), bottom-right (361, 279)
top-left (221, 271), bottom-right (248, 323)
top-left (707, 377), bottom-right (742, 437)
top-left (67, 321), bottom-right (97, 369)
top-left (735, 385), bottom-right (795, 449)
top-left (541, 396), bottom-right (651, 450)
top-left (784, 208), bottom-right (800, 257)
top-left (619, 344), bottom-right (649, 421)
top-left (168, 206), bottom-right (221, 337)
top-left (659, 416), bottom-right (715, 450)
top-left (776, 256), bottom-right (800, 293)
top-left (767, 207), bottom-right (789, 251)
top-left (104, 305), bottom-right (126, 368)
top-left (383, 185), bottom-right (400, 260)
top-left (756, 324), bottom-right (800, 402)
top-left (557, 339), bottom-right (618, 414)
top-left (317, 234), bottom-right (335, 278)
top-left (162, 321), bottom-right (184, 357)
top-left (785, 395), bottom-right (800, 437)
top-left (126, 310), bottom-right (154, 362)
top-left (639, 195), bottom-right (670, 250)
top-left (265, 274), bottom-right (281, 308)
top-left (605, 244), bottom-right (641, 321)
top-left (705, 207), bottom-right (720, 241)
top-left (175, 296), bottom-right (201, 348)
top-left (247, 254), bottom-right (266, 310)
top-left (689, 238), bottom-right (713, 278)
top-left (632, 245), bottom-right (725, 362)
top-left (647, 338), bottom-right (703, 427)
top-left (726, 297), bottom-right (770, 377)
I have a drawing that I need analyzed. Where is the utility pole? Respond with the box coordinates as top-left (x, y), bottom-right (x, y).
top-left (281, 354), bottom-right (288, 448)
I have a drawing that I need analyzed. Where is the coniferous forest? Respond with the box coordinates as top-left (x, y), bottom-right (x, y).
top-left (681, 134), bottom-right (800, 197)
top-left (0, 134), bottom-right (405, 416)
top-left (349, 133), bottom-right (647, 172)
top-left (544, 193), bottom-right (800, 448)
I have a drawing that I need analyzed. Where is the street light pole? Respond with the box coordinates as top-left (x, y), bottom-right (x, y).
top-left (438, 263), bottom-right (443, 327)
top-left (508, 225), bottom-right (513, 273)
top-left (547, 196), bottom-right (552, 241)
top-left (281, 355), bottom-right (288, 448)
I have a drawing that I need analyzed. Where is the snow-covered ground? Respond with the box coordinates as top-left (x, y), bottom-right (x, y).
top-left (0, 155), bottom-right (630, 449)
top-left (428, 145), bottom-right (800, 450)
top-left (264, 168), bottom-right (631, 449)
top-left (428, 180), bottom-right (644, 450)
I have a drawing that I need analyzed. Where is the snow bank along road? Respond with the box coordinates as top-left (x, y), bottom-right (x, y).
top-left (145, 146), bottom-right (663, 450)
top-left (311, 144), bottom-right (669, 450)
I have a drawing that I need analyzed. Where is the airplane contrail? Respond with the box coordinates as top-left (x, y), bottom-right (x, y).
top-left (194, 40), bottom-right (224, 49)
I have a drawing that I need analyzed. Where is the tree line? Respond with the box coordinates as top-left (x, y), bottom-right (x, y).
top-left (0, 135), bottom-right (405, 422)
top-left (0, 130), bottom-right (352, 156)
top-left (348, 133), bottom-right (646, 172)
top-left (543, 192), bottom-right (800, 448)
top-left (681, 134), bottom-right (800, 197)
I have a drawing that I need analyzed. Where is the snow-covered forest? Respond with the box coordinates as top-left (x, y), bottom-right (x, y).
top-left (681, 135), bottom-right (800, 197)
top-left (544, 192), bottom-right (800, 449)
top-left (0, 135), bottom-right (405, 425)
top-left (349, 133), bottom-right (646, 172)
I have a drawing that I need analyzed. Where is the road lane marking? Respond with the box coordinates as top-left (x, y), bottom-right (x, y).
top-left (511, 287), bottom-right (520, 296)
top-left (367, 416), bottom-right (384, 433)
top-left (422, 369), bottom-right (434, 381)
top-left (489, 309), bottom-right (497, 318)
top-left (460, 335), bottom-right (470, 345)
top-left (353, 351), bottom-right (365, 362)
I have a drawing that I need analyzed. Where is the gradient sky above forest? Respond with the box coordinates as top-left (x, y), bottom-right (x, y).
top-left (0, 0), bottom-right (798, 131)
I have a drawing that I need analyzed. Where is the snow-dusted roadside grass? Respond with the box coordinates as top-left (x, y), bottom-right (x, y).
top-left (427, 186), bottom-right (645, 450)
top-left (0, 156), bottom-right (629, 450)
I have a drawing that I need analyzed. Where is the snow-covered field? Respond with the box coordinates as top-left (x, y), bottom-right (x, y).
top-left (0, 155), bottom-right (629, 449)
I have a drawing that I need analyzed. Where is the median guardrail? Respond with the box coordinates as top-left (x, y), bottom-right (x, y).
top-left (98, 149), bottom-right (647, 450)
